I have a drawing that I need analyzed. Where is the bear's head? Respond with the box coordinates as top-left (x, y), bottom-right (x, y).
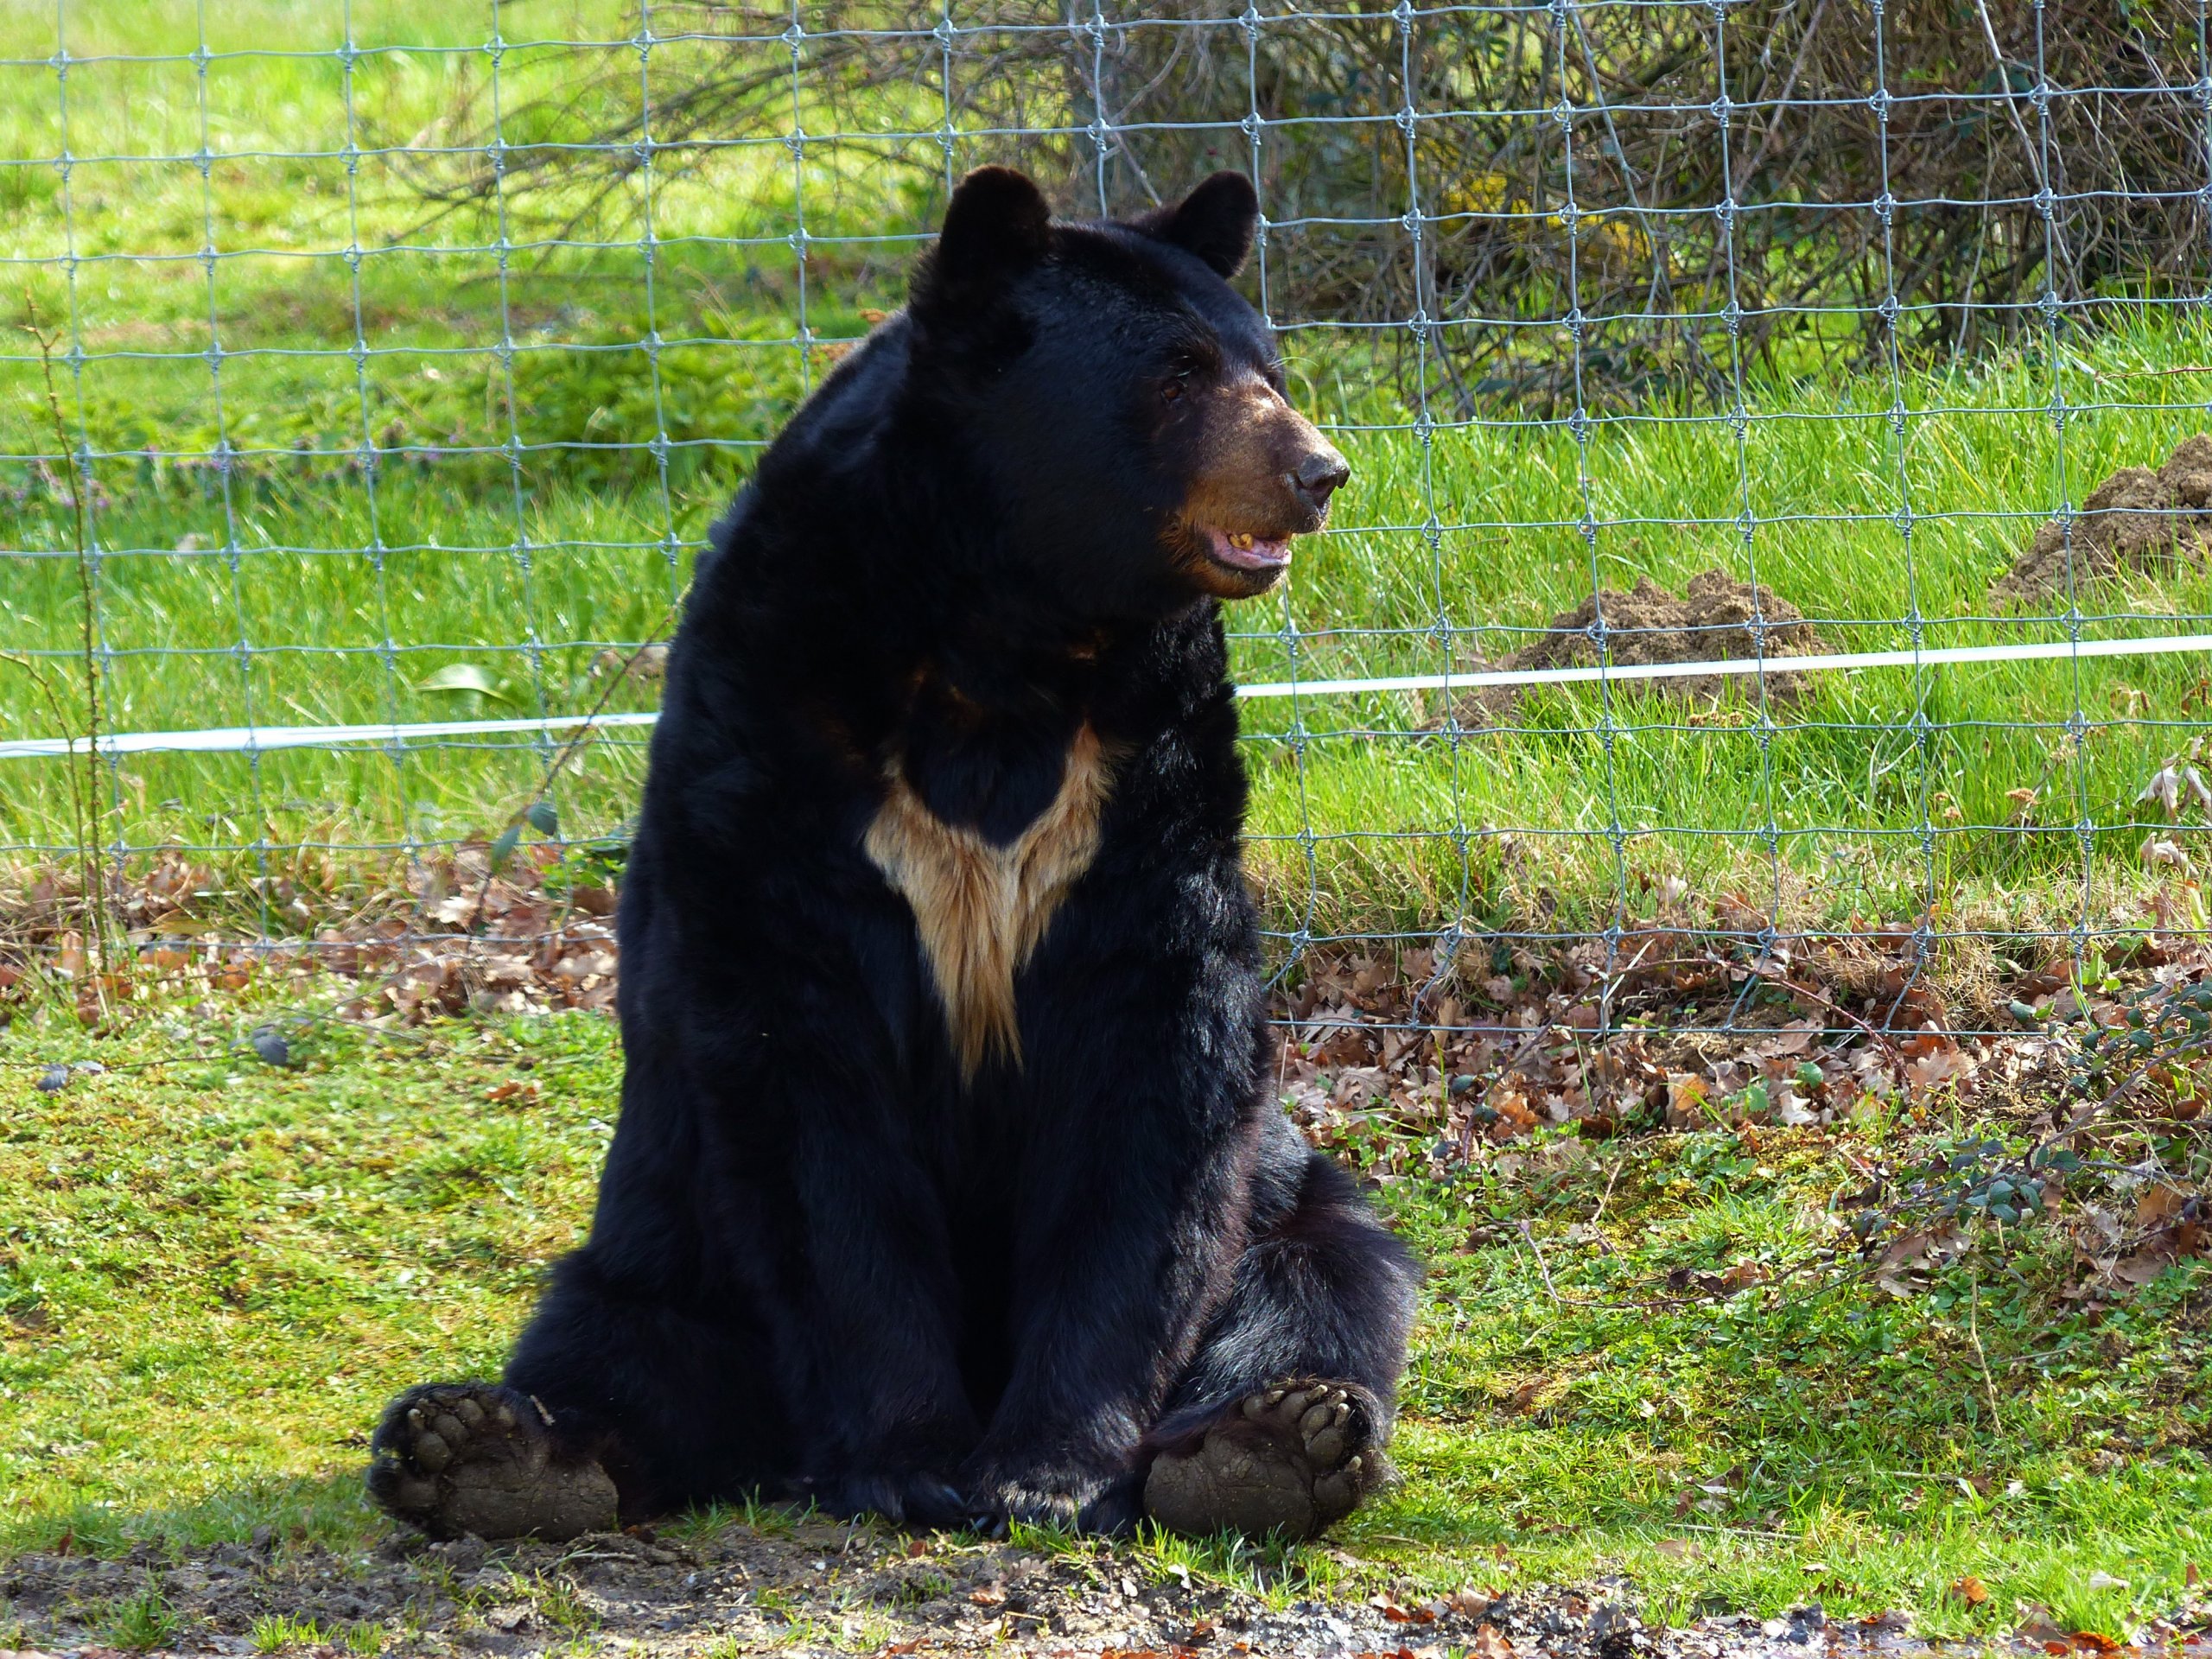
top-left (906, 165), bottom-right (1350, 617)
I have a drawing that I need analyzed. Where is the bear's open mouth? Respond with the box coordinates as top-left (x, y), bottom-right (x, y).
top-left (1199, 525), bottom-right (1294, 574)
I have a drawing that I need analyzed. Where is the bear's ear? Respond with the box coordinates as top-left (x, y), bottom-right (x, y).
top-left (913, 165), bottom-right (1052, 314)
top-left (1133, 171), bottom-right (1258, 280)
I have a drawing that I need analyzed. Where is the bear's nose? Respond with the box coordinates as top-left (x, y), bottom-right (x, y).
top-left (1292, 448), bottom-right (1351, 512)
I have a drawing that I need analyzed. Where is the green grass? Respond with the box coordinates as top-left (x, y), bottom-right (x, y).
top-left (10, 5), bottom-right (2212, 952)
top-left (3, 1001), bottom-right (2205, 1631)
top-left (250, 1613), bottom-right (323, 1653)
top-left (103, 1584), bottom-right (181, 1650)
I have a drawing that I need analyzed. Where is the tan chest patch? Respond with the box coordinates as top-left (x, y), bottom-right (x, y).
top-left (863, 726), bottom-right (1116, 1078)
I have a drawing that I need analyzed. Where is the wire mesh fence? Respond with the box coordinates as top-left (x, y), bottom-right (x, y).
top-left (8, 1), bottom-right (2212, 1055)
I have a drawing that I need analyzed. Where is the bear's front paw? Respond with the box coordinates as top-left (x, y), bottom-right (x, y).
top-left (367, 1381), bottom-right (618, 1541)
top-left (807, 1468), bottom-right (969, 1530)
top-left (966, 1462), bottom-right (1139, 1536)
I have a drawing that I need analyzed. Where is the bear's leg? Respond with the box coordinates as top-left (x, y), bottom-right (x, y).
top-left (1140, 1129), bottom-right (1420, 1541)
top-left (516, 1250), bottom-right (975, 1530)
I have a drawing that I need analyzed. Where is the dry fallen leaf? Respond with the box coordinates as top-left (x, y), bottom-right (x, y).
top-left (2016, 1604), bottom-right (2071, 1650)
top-left (2141, 836), bottom-right (2191, 872)
top-left (2113, 1252), bottom-right (2175, 1287)
top-left (1499, 1379), bottom-right (1545, 1414)
top-left (1470, 1624), bottom-right (1515, 1659)
top-left (2137, 753), bottom-right (2212, 821)
top-left (1948, 1575), bottom-right (1990, 1607)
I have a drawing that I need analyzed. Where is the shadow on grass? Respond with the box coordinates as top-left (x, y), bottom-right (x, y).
top-left (2, 1471), bottom-right (381, 1560)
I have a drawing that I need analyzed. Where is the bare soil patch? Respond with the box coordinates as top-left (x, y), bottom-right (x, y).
top-left (1438, 569), bottom-right (1828, 728)
top-left (3, 1522), bottom-right (2152, 1659)
top-left (1510, 569), bottom-right (1828, 701)
top-left (1993, 433), bottom-right (2212, 604)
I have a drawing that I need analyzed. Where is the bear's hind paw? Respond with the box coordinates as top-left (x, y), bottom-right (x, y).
top-left (366, 1382), bottom-right (618, 1541)
top-left (1142, 1378), bottom-right (1392, 1541)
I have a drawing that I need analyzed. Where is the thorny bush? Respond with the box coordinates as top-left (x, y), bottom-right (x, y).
top-left (404, 0), bottom-right (2212, 415)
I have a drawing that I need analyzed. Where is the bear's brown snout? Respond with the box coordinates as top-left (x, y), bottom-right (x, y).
top-left (1188, 382), bottom-right (1350, 531)
top-left (1232, 385), bottom-right (1347, 537)
top-left (1172, 377), bottom-right (1351, 595)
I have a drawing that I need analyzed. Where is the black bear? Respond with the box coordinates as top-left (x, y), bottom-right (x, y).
top-left (367, 166), bottom-right (1418, 1541)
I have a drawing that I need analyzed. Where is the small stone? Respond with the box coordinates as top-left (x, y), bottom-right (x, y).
top-left (432, 1535), bottom-right (487, 1573)
top-left (1591, 1603), bottom-right (1640, 1640)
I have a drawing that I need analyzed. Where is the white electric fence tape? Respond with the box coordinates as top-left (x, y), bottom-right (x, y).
top-left (6, 632), bottom-right (2210, 761)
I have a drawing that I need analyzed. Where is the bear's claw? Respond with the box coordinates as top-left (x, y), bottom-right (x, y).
top-left (1143, 1376), bottom-right (1391, 1540)
top-left (809, 1468), bottom-right (970, 1531)
top-left (367, 1382), bottom-right (618, 1541)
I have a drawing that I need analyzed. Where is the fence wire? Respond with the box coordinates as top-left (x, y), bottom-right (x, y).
top-left (7, 1), bottom-right (2212, 1052)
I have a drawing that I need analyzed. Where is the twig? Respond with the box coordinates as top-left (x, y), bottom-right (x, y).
top-left (1516, 1221), bottom-right (1567, 1304)
top-left (1740, 958), bottom-right (1910, 1071)
top-left (1512, 1219), bottom-right (1847, 1313)
top-left (1967, 0), bottom-right (2074, 290)
top-left (1967, 1275), bottom-right (2004, 1433)
top-left (0, 651), bottom-right (91, 926)
top-left (464, 611), bottom-right (677, 932)
top-left (1595, 936), bottom-right (1655, 1034)
top-left (1738, 0), bottom-right (1835, 186)
top-left (22, 293), bottom-right (111, 1010)
top-left (1586, 1155), bottom-right (1627, 1257)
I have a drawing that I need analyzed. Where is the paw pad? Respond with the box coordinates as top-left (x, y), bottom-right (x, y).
top-left (1145, 1376), bottom-right (1390, 1541)
top-left (367, 1382), bottom-right (617, 1542)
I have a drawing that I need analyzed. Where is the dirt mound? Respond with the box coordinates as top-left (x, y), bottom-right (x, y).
top-left (1508, 568), bottom-right (1828, 704)
top-left (1993, 432), bottom-right (2212, 604)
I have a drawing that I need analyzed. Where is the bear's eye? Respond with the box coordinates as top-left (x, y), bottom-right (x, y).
top-left (1161, 350), bottom-right (1203, 404)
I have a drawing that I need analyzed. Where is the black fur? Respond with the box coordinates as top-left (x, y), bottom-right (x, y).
top-left (413, 168), bottom-right (1419, 1534)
